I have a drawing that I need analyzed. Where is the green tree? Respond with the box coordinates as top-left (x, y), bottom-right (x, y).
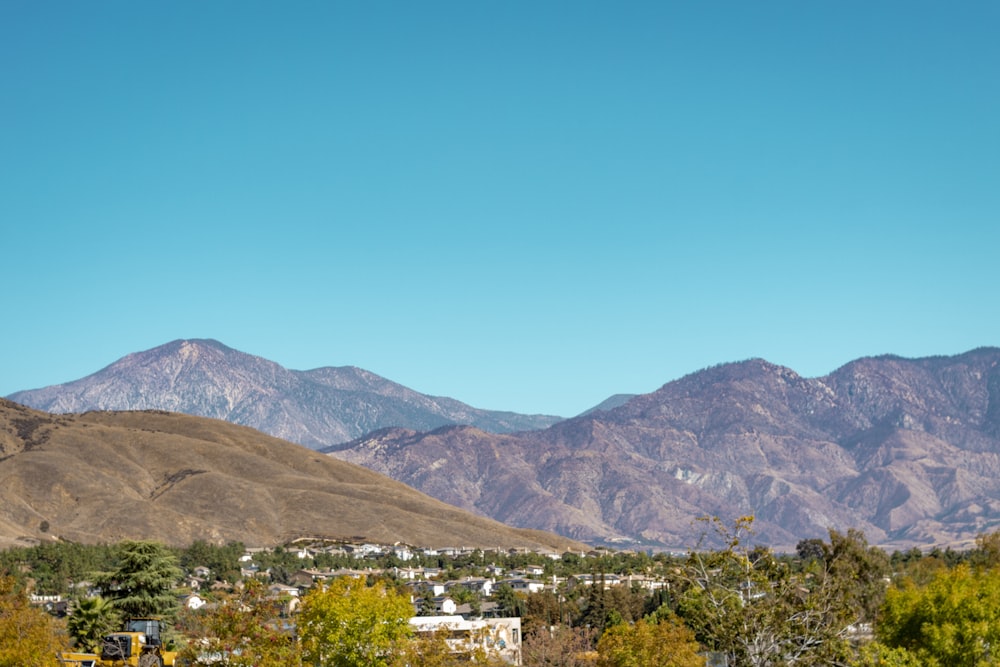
top-left (176, 578), bottom-right (301, 666)
top-left (674, 516), bottom-right (854, 667)
top-left (852, 642), bottom-right (922, 667)
top-left (447, 584), bottom-right (476, 605)
top-left (580, 573), bottom-right (609, 631)
top-left (967, 530), bottom-right (1000, 570)
top-left (522, 589), bottom-right (579, 637)
top-left (877, 563), bottom-right (1000, 667)
top-left (795, 538), bottom-right (826, 564)
top-left (67, 596), bottom-right (119, 653)
top-left (0, 574), bottom-right (66, 667)
top-left (179, 540), bottom-right (245, 583)
top-left (596, 616), bottom-right (705, 667)
top-left (96, 540), bottom-right (182, 619)
top-left (603, 585), bottom-right (647, 626)
top-left (492, 582), bottom-right (525, 618)
top-left (0, 542), bottom-right (116, 596)
top-left (298, 576), bottom-right (414, 667)
top-left (821, 528), bottom-right (890, 624)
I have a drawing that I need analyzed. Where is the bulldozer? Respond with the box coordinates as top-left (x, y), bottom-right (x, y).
top-left (59, 618), bottom-right (179, 667)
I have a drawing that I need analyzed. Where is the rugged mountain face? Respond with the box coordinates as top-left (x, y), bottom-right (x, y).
top-left (8, 339), bottom-right (561, 447)
top-left (328, 349), bottom-right (1000, 551)
top-left (0, 399), bottom-right (584, 551)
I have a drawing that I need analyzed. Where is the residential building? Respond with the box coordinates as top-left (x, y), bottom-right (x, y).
top-left (410, 615), bottom-right (522, 665)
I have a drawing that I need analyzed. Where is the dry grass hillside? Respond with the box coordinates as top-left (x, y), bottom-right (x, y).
top-left (0, 399), bottom-right (585, 551)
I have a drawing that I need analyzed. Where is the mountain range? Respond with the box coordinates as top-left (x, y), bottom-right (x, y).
top-left (328, 349), bottom-right (1000, 550)
top-left (0, 398), bottom-right (583, 551)
top-left (8, 339), bottom-right (561, 447)
top-left (9, 340), bottom-right (1000, 551)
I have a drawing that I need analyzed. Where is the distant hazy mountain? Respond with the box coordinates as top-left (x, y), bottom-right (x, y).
top-left (579, 394), bottom-right (638, 416)
top-left (0, 399), bottom-right (583, 551)
top-left (327, 349), bottom-right (1000, 551)
top-left (8, 339), bottom-right (562, 447)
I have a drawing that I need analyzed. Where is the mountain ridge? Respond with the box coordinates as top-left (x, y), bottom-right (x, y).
top-left (328, 348), bottom-right (1000, 550)
top-left (11, 340), bottom-right (1000, 550)
top-left (8, 339), bottom-right (562, 448)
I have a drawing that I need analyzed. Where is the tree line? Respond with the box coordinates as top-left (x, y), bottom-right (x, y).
top-left (5, 522), bottom-right (1000, 665)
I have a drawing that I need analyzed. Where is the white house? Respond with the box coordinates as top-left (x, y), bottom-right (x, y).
top-left (180, 593), bottom-right (207, 610)
top-left (431, 596), bottom-right (458, 615)
top-left (502, 578), bottom-right (545, 594)
top-left (239, 547), bottom-right (267, 562)
top-left (393, 546), bottom-right (415, 561)
top-left (269, 584), bottom-right (300, 598)
top-left (407, 580), bottom-right (447, 597)
top-left (567, 573), bottom-right (622, 589)
top-left (621, 574), bottom-right (668, 591)
top-left (447, 577), bottom-right (494, 597)
top-left (394, 567), bottom-right (423, 580)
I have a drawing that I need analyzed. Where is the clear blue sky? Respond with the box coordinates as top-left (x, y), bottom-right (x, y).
top-left (3, 1), bottom-right (998, 417)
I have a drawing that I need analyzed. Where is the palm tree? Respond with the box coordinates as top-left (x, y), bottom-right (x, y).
top-left (68, 595), bottom-right (120, 652)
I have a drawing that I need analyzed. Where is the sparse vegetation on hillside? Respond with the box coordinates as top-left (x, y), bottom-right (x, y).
top-left (0, 399), bottom-right (583, 551)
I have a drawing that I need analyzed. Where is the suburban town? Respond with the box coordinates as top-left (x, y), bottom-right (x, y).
top-left (4, 524), bottom-right (999, 666)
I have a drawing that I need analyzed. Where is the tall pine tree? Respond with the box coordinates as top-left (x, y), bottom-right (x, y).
top-left (96, 541), bottom-right (181, 619)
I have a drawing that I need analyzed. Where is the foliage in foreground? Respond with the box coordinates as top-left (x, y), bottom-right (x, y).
top-left (596, 615), bottom-right (705, 667)
top-left (875, 562), bottom-right (1000, 667)
top-left (0, 575), bottom-right (65, 667)
top-left (298, 576), bottom-right (414, 667)
top-left (389, 629), bottom-right (509, 667)
top-left (523, 625), bottom-right (598, 667)
top-left (176, 578), bottom-right (301, 666)
top-left (671, 517), bottom-right (888, 667)
top-left (16, 527), bottom-right (1000, 667)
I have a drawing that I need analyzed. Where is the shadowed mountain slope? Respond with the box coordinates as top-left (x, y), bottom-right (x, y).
top-left (328, 349), bottom-right (1000, 550)
top-left (8, 339), bottom-right (561, 448)
top-left (0, 399), bottom-right (585, 551)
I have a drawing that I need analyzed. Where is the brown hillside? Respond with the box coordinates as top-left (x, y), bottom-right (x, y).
top-left (0, 399), bottom-right (584, 551)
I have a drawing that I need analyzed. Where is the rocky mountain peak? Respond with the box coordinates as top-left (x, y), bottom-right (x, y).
top-left (8, 340), bottom-right (562, 448)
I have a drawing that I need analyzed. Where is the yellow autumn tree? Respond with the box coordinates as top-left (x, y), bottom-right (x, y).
top-left (0, 574), bottom-right (66, 667)
top-left (875, 563), bottom-right (1000, 667)
top-left (596, 616), bottom-right (705, 667)
top-left (298, 576), bottom-right (413, 667)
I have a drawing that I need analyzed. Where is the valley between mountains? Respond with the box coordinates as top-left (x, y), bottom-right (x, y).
top-left (9, 339), bottom-right (1000, 551)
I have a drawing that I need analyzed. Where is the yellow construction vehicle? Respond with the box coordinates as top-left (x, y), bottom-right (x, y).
top-left (56, 652), bottom-right (98, 667)
top-left (59, 618), bottom-right (178, 667)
